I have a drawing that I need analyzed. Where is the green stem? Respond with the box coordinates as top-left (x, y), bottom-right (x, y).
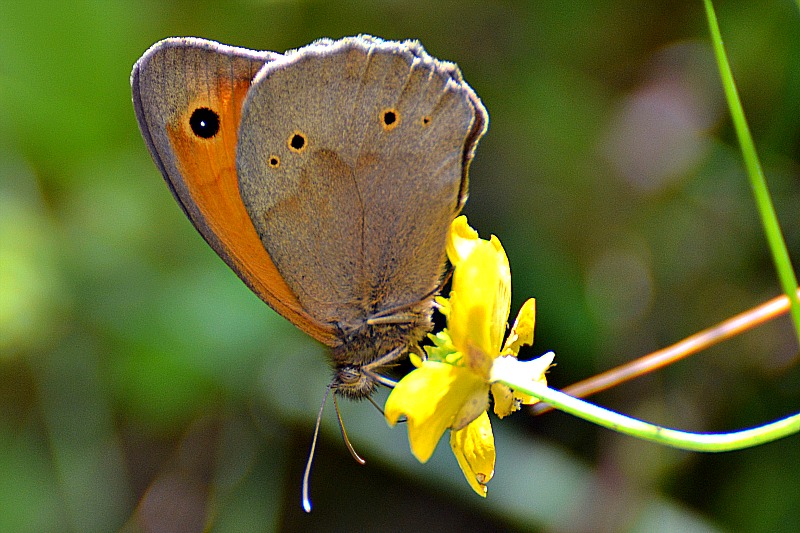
top-left (704, 0), bottom-right (800, 337)
top-left (499, 377), bottom-right (800, 452)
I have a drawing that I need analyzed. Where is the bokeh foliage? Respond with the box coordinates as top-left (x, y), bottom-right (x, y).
top-left (1, 1), bottom-right (798, 531)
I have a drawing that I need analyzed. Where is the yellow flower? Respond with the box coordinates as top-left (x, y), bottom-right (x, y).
top-left (385, 216), bottom-right (554, 496)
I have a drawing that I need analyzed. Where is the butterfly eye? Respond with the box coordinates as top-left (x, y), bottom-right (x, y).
top-left (380, 108), bottom-right (400, 131)
top-left (189, 107), bottom-right (220, 138)
top-left (288, 131), bottom-right (307, 153)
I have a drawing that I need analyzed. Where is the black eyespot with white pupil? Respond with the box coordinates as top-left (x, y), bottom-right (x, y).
top-left (189, 107), bottom-right (220, 138)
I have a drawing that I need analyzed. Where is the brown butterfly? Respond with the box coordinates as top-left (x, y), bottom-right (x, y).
top-left (131, 35), bottom-right (487, 400)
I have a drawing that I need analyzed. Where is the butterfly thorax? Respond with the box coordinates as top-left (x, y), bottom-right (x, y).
top-left (330, 304), bottom-right (434, 399)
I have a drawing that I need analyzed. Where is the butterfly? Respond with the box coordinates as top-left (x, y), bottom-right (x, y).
top-left (131, 35), bottom-right (487, 399)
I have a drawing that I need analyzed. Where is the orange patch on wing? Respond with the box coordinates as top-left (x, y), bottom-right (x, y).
top-left (166, 77), bottom-right (336, 346)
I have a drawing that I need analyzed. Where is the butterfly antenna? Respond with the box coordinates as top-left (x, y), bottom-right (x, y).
top-left (302, 384), bottom-right (332, 513)
top-left (333, 394), bottom-right (366, 465)
top-left (365, 394), bottom-right (386, 416)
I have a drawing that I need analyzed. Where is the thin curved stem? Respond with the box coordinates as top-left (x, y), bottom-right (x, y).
top-left (493, 358), bottom-right (800, 452)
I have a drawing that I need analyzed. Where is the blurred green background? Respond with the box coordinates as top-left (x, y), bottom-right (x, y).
top-left (2, 0), bottom-right (799, 531)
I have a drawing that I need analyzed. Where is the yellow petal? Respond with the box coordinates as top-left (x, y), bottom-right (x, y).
top-left (450, 411), bottom-right (495, 497)
top-left (502, 298), bottom-right (536, 355)
top-left (460, 341), bottom-right (493, 378)
top-left (452, 378), bottom-right (490, 431)
top-left (446, 217), bottom-right (511, 359)
top-left (490, 382), bottom-right (516, 418)
top-left (385, 361), bottom-right (486, 463)
top-left (446, 215), bottom-right (480, 265)
top-left (486, 235), bottom-right (511, 354)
